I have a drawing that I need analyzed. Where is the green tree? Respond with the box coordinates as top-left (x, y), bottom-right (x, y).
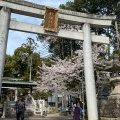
top-left (13, 42), bottom-right (41, 81)
top-left (3, 55), bottom-right (15, 77)
top-left (60, 0), bottom-right (119, 15)
top-left (48, 39), bottom-right (82, 59)
top-left (4, 38), bottom-right (42, 81)
top-left (13, 46), bottom-right (29, 76)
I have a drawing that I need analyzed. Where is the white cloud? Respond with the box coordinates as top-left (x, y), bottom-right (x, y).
top-left (7, 0), bottom-right (74, 56)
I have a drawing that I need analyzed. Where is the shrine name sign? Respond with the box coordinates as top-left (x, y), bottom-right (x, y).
top-left (44, 7), bottom-right (58, 32)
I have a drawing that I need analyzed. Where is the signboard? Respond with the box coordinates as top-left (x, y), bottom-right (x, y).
top-left (44, 7), bottom-right (58, 32)
top-left (40, 101), bottom-right (43, 104)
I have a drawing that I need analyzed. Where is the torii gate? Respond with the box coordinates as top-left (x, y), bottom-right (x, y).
top-left (0, 0), bottom-right (116, 120)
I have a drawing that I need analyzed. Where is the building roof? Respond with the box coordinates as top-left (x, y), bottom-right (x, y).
top-left (2, 80), bottom-right (38, 88)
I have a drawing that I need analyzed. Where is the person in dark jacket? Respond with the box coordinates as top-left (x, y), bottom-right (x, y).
top-left (14, 96), bottom-right (25, 120)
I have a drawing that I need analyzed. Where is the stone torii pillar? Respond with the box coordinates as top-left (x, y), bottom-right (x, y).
top-left (0, 7), bottom-right (11, 94)
top-left (83, 23), bottom-right (98, 120)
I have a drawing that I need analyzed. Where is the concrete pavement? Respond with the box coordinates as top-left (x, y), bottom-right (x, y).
top-left (0, 113), bottom-right (73, 120)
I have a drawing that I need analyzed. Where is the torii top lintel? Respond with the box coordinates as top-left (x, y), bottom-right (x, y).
top-left (0, 0), bottom-right (116, 28)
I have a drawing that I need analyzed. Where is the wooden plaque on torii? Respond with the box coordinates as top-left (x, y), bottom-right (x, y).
top-left (43, 7), bottom-right (58, 32)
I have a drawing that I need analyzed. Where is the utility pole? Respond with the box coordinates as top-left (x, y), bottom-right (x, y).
top-left (29, 54), bottom-right (32, 82)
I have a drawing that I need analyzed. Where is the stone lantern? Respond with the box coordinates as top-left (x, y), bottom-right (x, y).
top-left (100, 54), bottom-right (120, 120)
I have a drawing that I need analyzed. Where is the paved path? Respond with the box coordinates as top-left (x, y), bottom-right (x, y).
top-left (0, 113), bottom-right (73, 120)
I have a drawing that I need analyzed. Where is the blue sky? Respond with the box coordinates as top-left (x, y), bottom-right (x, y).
top-left (7, 0), bottom-right (73, 58)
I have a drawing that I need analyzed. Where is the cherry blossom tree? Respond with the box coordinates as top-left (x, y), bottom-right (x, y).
top-left (37, 43), bottom-right (109, 98)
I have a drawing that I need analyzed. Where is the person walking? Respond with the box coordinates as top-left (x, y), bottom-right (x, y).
top-left (14, 96), bottom-right (26, 120)
top-left (74, 104), bottom-right (80, 120)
